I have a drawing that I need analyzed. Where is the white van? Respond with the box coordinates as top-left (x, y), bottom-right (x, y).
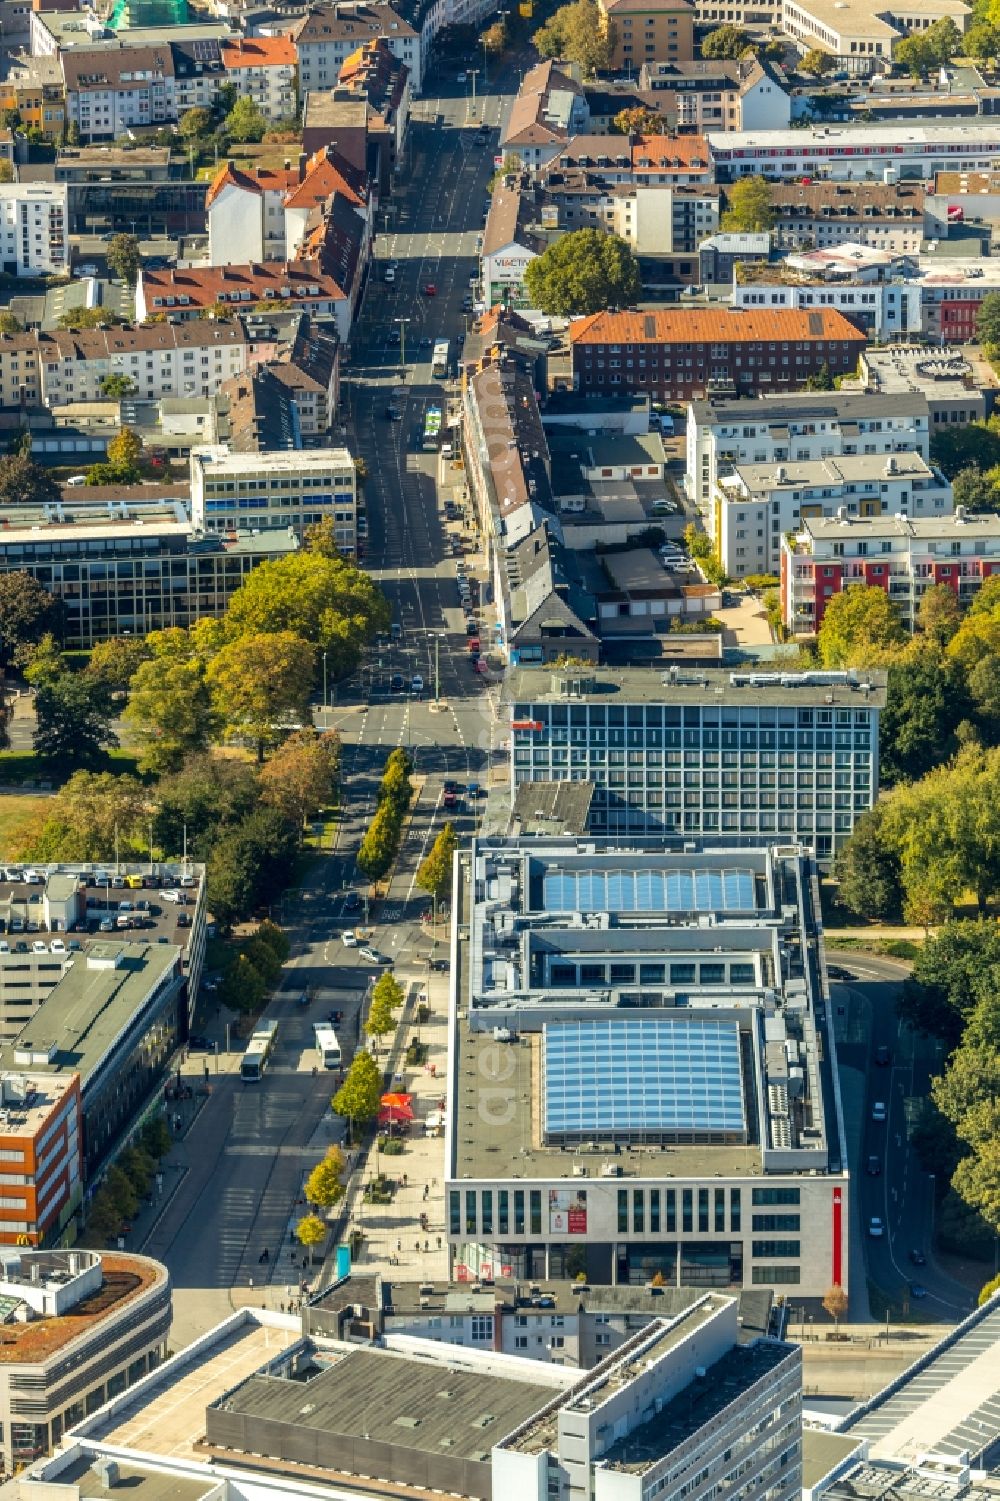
top-left (158, 889), bottom-right (180, 904)
top-left (384, 266), bottom-right (396, 284)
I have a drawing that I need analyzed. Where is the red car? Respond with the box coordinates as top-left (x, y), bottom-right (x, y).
top-left (422, 283), bottom-right (437, 296)
top-left (467, 637), bottom-right (480, 653)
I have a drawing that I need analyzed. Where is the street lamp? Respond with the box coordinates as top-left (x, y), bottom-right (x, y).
top-left (395, 315), bottom-right (410, 367)
top-left (322, 650), bottom-right (328, 716)
top-left (468, 69), bottom-right (480, 113)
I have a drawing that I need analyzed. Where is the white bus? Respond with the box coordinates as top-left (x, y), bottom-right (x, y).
top-left (313, 1024), bottom-right (342, 1069)
top-left (241, 1018), bottom-right (278, 1081)
top-left (431, 339), bottom-right (449, 378)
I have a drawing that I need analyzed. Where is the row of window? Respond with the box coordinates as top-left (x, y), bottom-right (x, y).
top-left (547, 960), bottom-right (758, 987)
top-left (513, 704), bottom-right (872, 728)
top-left (448, 1185), bottom-right (801, 1238)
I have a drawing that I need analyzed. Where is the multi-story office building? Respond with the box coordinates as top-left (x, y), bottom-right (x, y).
top-left (0, 184), bottom-right (67, 277)
top-left (730, 274), bottom-right (922, 342)
top-left (0, 1249), bottom-right (170, 1472)
top-left (0, 1074), bottom-right (80, 1246)
top-left (448, 836), bottom-right (847, 1297)
top-left (686, 391), bottom-right (931, 511)
top-left (505, 666), bottom-right (886, 859)
top-left (781, 508), bottom-right (1000, 632)
top-left (189, 446), bottom-right (357, 548)
top-left (0, 495), bottom-right (299, 648)
top-left (715, 450), bottom-right (952, 579)
top-left (570, 309), bottom-right (866, 404)
top-left (707, 123), bottom-right (1000, 183)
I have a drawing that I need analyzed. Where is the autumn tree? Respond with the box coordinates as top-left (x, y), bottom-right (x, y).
top-left (799, 47), bottom-right (836, 74)
top-left (721, 175), bottom-right (775, 234)
top-left (0, 450), bottom-right (61, 510)
top-left (822, 1284), bottom-right (848, 1333)
top-left (260, 728), bottom-right (339, 825)
top-left (416, 822), bottom-right (458, 904)
top-left (124, 655), bottom-right (216, 773)
top-left (18, 770), bottom-right (148, 862)
top-left (86, 634), bottom-right (151, 690)
top-left (295, 1213), bottom-right (328, 1253)
top-left (179, 106), bottom-right (213, 140)
top-left (357, 800), bottom-right (400, 883)
top-left (612, 105), bottom-right (662, 135)
top-left (533, 0), bottom-right (614, 72)
top-left (106, 426), bottom-right (143, 475)
top-left (816, 583), bottom-right (906, 668)
top-left (701, 23), bottom-right (751, 57)
top-left (304, 1146), bottom-right (346, 1211)
top-left (207, 630), bottom-right (315, 760)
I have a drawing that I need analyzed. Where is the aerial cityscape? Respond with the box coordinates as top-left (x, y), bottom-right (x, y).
top-left (0, 0), bottom-right (992, 1493)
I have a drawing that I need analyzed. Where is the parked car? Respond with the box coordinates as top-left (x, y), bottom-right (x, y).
top-left (411, 674), bottom-right (424, 694)
top-left (50, 938), bottom-right (66, 954)
top-left (342, 930), bottom-right (358, 947)
top-left (31, 940), bottom-right (47, 954)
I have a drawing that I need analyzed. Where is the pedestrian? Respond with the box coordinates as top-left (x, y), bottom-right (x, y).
top-left (249, 1276), bottom-right (254, 1290)
top-left (396, 1238), bottom-right (401, 1252)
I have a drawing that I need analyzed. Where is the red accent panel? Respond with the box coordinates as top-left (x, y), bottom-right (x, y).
top-left (832, 1187), bottom-right (843, 1287)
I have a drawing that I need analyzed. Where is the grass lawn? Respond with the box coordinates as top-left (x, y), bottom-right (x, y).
top-left (826, 935), bottom-right (922, 961)
top-left (0, 793), bottom-right (51, 858)
top-left (0, 749), bottom-right (143, 787)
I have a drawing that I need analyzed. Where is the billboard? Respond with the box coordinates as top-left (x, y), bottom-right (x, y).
top-left (549, 1188), bottom-right (587, 1235)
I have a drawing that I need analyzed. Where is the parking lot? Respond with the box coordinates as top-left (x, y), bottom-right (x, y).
top-left (0, 867), bottom-right (198, 953)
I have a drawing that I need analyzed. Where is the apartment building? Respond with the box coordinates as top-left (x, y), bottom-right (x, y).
top-left (765, 181), bottom-right (927, 251)
top-left (781, 508), bottom-right (1000, 632)
top-left (505, 665), bottom-right (885, 858)
top-left (730, 273), bottom-right (922, 341)
top-left (0, 184), bottom-right (67, 277)
top-left (37, 322), bottom-right (248, 406)
top-left (499, 60), bottom-right (588, 171)
top-left (136, 263), bottom-right (350, 341)
top-left (570, 308), bottom-right (867, 403)
top-left (547, 131), bottom-right (714, 187)
top-left (0, 1074), bottom-right (80, 1245)
top-left (685, 390), bottom-right (931, 510)
top-left (0, 493), bottom-right (299, 647)
top-left (0, 55), bottom-right (65, 140)
top-left (291, 2), bottom-right (422, 96)
top-left (190, 445), bottom-right (356, 547)
top-left (205, 161), bottom-right (300, 266)
top-left (60, 45), bottom-right (177, 140)
top-left (596, 0), bottom-right (695, 73)
top-left (715, 450), bottom-right (952, 578)
top-left (220, 35), bottom-right (297, 120)
top-left (0, 1249), bottom-right (170, 1472)
top-left (638, 57), bottom-right (791, 131)
top-left (537, 169), bottom-right (720, 255)
top-left (480, 183), bottom-right (542, 309)
top-left (708, 123), bottom-right (1000, 181)
top-left (452, 834), bottom-right (849, 1296)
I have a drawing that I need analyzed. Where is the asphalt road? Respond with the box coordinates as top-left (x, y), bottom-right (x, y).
top-left (831, 955), bottom-right (973, 1321)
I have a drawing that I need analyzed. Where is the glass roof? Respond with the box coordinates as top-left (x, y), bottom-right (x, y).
top-left (543, 867), bottom-right (756, 914)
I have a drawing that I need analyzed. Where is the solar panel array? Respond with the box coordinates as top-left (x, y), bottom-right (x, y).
top-left (543, 1017), bottom-right (746, 1140)
top-left (542, 866), bottom-right (756, 913)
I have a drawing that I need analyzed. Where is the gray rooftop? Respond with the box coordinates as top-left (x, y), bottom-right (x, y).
top-left (505, 665), bottom-right (887, 710)
top-left (801, 1429), bottom-right (864, 1490)
top-left (510, 779), bottom-right (594, 836)
top-left (49, 1455), bottom-right (215, 1501)
top-left (688, 391), bottom-right (930, 424)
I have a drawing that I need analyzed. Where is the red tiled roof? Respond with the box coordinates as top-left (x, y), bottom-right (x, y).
top-left (205, 162), bottom-right (298, 209)
top-left (630, 132), bottom-right (709, 170)
top-left (285, 148), bottom-right (364, 210)
top-left (141, 262), bottom-right (346, 310)
top-left (570, 308), bottom-right (867, 345)
top-left (221, 35), bottom-right (297, 69)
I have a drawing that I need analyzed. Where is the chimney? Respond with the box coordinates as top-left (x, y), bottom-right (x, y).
top-left (298, 151), bottom-right (307, 181)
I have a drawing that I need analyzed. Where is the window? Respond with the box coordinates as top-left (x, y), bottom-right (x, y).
top-left (752, 1214), bottom-right (800, 1231)
top-left (618, 1188), bottom-right (628, 1233)
top-left (715, 1188), bottom-right (725, 1233)
top-left (471, 1315), bottom-right (493, 1341)
top-left (515, 1190), bottom-right (525, 1235)
top-left (530, 1190), bottom-right (542, 1236)
top-left (466, 1191), bottom-right (477, 1235)
top-left (650, 1189), bottom-right (661, 1234)
top-left (666, 1188), bottom-right (676, 1233)
top-left (449, 1191), bottom-right (460, 1236)
top-left (498, 1190), bottom-right (509, 1235)
top-left (682, 1188), bottom-right (693, 1233)
top-left (482, 1190), bottom-right (493, 1236)
top-left (752, 1187), bottom-right (800, 1205)
top-left (753, 1266), bottom-right (801, 1285)
top-left (753, 1239), bottom-right (801, 1257)
top-left (730, 1188), bottom-right (741, 1232)
top-left (634, 1189), bottom-right (645, 1233)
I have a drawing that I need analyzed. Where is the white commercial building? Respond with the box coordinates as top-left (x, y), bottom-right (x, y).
top-left (686, 391), bottom-right (932, 512)
top-left (731, 279), bottom-right (921, 340)
top-left (716, 450), bottom-right (952, 578)
top-left (709, 123), bottom-right (1000, 181)
top-left (781, 0), bottom-right (969, 76)
top-left (0, 183), bottom-right (67, 276)
top-left (189, 445), bottom-right (357, 549)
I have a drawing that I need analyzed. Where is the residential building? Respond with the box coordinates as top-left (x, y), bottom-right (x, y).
top-left (220, 34), bottom-right (297, 118)
top-left (852, 343), bottom-right (1000, 426)
top-left (765, 180), bottom-right (926, 251)
top-left (0, 492), bottom-right (300, 646)
top-left (481, 181), bottom-right (542, 309)
top-left (205, 160), bottom-right (300, 265)
top-left (135, 262), bottom-right (351, 341)
top-left (499, 60), bottom-right (588, 172)
top-left (60, 44), bottom-right (177, 140)
top-left (909, 258), bottom-right (1000, 341)
top-left (715, 450), bottom-right (952, 578)
top-left (336, 37), bottom-right (412, 182)
top-left (0, 1075), bottom-right (80, 1245)
top-left (569, 308), bottom-right (867, 403)
top-left (37, 321), bottom-right (249, 406)
top-left (708, 123), bottom-right (1000, 182)
top-left (169, 33), bottom-right (226, 114)
top-left (536, 167), bottom-right (720, 256)
top-left (780, 0), bottom-right (969, 75)
top-left (0, 1249), bottom-right (170, 1471)
top-left (638, 57), bottom-right (791, 131)
top-left (451, 833), bottom-right (849, 1294)
top-left (596, 0), bottom-right (695, 73)
top-left (0, 183), bottom-right (67, 277)
top-left (700, 231), bottom-right (770, 284)
top-left (0, 330), bottom-right (45, 407)
top-left (282, 143), bottom-right (369, 262)
top-left (781, 507), bottom-right (1000, 632)
top-left (544, 131), bottom-right (714, 187)
top-left (730, 266), bottom-right (922, 341)
top-left (685, 390), bottom-right (931, 511)
top-left (189, 444), bottom-right (356, 547)
top-left (6, 1298), bottom-right (802, 1501)
top-left (291, 2), bottom-right (422, 96)
top-left (504, 669), bottom-right (885, 856)
top-left (0, 55), bottom-right (65, 140)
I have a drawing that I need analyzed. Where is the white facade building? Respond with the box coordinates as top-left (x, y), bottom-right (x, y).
top-left (190, 445), bottom-right (357, 549)
top-left (0, 183), bottom-right (67, 276)
top-left (39, 323), bottom-right (248, 405)
top-left (731, 278), bottom-right (922, 340)
top-left (709, 123), bottom-right (1000, 181)
top-left (717, 450), bottom-right (952, 578)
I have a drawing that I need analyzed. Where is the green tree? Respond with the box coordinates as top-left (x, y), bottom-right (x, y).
top-left (106, 233), bottom-right (141, 287)
top-left (880, 643), bottom-right (971, 784)
top-left (259, 727), bottom-right (339, 825)
top-left (0, 449), bottom-right (61, 510)
top-left (926, 15), bottom-right (961, 61)
top-left (120, 1144), bottom-right (154, 1197)
top-left (524, 228), bottom-right (641, 317)
top-left (57, 307), bottom-right (123, 331)
top-left (799, 46), bottom-right (836, 74)
top-left (917, 583), bottom-right (964, 645)
top-left (22, 632), bottom-right (64, 689)
top-left (218, 952), bottom-right (268, 1012)
top-left (952, 1137), bottom-right (1000, 1230)
top-left (900, 919), bottom-right (1000, 1044)
top-left (721, 175), bottom-right (775, 233)
top-left (531, 0), bottom-right (613, 72)
top-left (379, 747), bottom-right (413, 813)
top-left (216, 81), bottom-right (238, 119)
top-left (124, 655), bottom-right (215, 774)
top-left (179, 106), bottom-right (213, 140)
top-left (366, 988), bottom-right (396, 1048)
top-left (372, 970), bottom-right (404, 1014)
top-left (225, 95), bottom-right (267, 143)
top-left (356, 800), bottom-right (400, 883)
top-left (295, 1212), bottom-right (328, 1251)
top-left (304, 1146), bottom-right (346, 1209)
top-left (701, 23), bottom-right (752, 56)
top-left (0, 311), bottom-right (22, 334)
top-left (106, 426), bottom-right (143, 472)
top-left (155, 756), bottom-right (260, 855)
top-left (86, 634), bottom-right (151, 691)
top-left (952, 463), bottom-right (1000, 513)
top-left (34, 674), bottom-right (117, 767)
top-left (206, 808), bottom-right (298, 932)
top-left (977, 290), bottom-right (1000, 350)
top-left (100, 374), bottom-right (136, 400)
top-left (253, 917), bottom-right (290, 963)
top-left (105, 1164), bottom-right (139, 1222)
top-left (894, 32), bottom-right (935, 75)
top-left (140, 1114), bottom-right (172, 1160)
top-left (612, 105), bottom-right (663, 135)
top-left (964, 19), bottom-right (1000, 60)
top-left (207, 630), bottom-right (315, 760)
top-left (416, 821), bottom-right (458, 903)
top-left (19, 770), bottom-right (147, 862)
top-left (816, 583), bottom-right (906, 667)
top-left (833, 805), bottom-right (904, 922)
top-left (804, 361), bottom-right (833, 391)
top-left (332, 1048), bottom-right (382, 1138)
top-left (881, 747), bottom-right (1000, 916)
top-left (242, 933), bottom-right (282, 986)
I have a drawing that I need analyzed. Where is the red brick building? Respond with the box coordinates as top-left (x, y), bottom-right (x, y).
top-left (569, 308), bottom-right (867, 402)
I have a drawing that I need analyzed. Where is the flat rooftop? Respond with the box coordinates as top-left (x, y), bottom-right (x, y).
top-left (47, 1456), bottom-right (215, 1501)
top-left (861, 345), bottom-right (1000, 397)
top-left (688, 391), bottom-right (930, 424)
top-left (801, 1428), bottom-right (864, 1490)
top-left (505, 665), bottom-right (887, 709)
top-left (0, 1254), bottom-right (164, 1365)
top-left (211, 1345), bottom-right (556, 1461)
top-left (725, 452), bottom-right (936, 494)
top-left (799, 511), bottom-right (1000, 543)
top-left (191, 444), bottom-right (352, 475)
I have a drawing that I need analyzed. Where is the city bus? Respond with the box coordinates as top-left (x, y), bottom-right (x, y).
top-left (313, 1024), bottom-right (342, 1070)
top-left (431, 339), bottom-right (450, 378)
top-left (423, 406), bottom-right (442, 451)
top-left (241, 1018), bottom-right (278, 1081)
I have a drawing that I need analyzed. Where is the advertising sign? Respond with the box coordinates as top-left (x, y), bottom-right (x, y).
top-left (549, 1188), bottom-right (587, 1235)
